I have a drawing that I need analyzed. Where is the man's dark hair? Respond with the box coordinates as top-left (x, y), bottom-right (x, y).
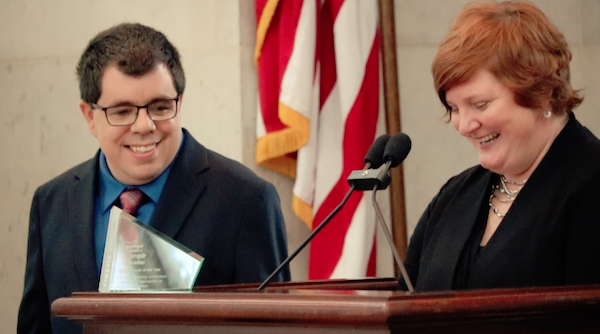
top-left (76, 23), bottom-right (185, 103)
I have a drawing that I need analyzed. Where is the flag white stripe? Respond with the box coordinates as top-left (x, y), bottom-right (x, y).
top-left (279, 0), bottom-right (317, 118)
top-left (319, 0), bottom-right (382, 278)
top-left (293, 67), bottom-right (321, 207)
top-left (256, 98), bottom-right (266, 138)
top-left (312, 83), bottom-right (343, 213)
top-left (333, 0), bottom-right (379, 120)
top-left (330, 195), bottom-right (376, 278)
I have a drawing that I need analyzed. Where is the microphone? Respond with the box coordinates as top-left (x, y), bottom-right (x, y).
top-left (257, 134), bottom-right (392, 290)
top-left (370, 133), bottom-right (414, 291)
top-left (364, 134), bottom-right (391, 169)
top-left (383, 133), bottom-right (411, 168)
top-left (347, 133), bottom-right (411, 191)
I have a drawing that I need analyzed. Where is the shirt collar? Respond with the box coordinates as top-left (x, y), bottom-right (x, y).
top-left (98, 155), bottom-right (126, 214)
top-left (97, 131), bottom-right (185, 214)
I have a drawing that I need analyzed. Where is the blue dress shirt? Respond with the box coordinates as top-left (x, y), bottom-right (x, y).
top-left (93, 133), bottom-right (184, 275)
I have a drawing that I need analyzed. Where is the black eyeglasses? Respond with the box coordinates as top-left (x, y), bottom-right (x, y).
top-left (91, 98), bottom-right (179, 126)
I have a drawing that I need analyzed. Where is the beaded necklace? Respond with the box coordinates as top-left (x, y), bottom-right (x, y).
top-left (488, 175), bottom-right (527, 217)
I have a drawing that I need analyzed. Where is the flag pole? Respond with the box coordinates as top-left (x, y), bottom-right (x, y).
top-left (378, 0), bottom-right (408, 275)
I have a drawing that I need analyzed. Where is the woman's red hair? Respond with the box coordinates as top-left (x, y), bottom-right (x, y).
top-left (432, 1), bottom-right (582, 116)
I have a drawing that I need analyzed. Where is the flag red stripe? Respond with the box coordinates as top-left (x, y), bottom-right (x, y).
top-left (257, 4), bottom-right (285, 133)
top-left (309, 31), bottom-right (380, 279)
top-left (318, 1), bottom-right (336, 109)
top-left (329, 0), bottom-right (344, 21)
top-left (255, 0), bottom-right (269, 20)
top-left (257, 0), bottom-right (305, 133)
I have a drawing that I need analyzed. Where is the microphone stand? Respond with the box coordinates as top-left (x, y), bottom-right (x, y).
top-left (371, 162), bottom-right (415, 292)
top-left (258, 184), bottom-right (357, 290)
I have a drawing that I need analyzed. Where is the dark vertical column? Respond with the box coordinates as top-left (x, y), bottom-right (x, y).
top-left (378, 0), bottom-right (408, 273)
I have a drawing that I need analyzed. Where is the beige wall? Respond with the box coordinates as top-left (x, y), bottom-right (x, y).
top-left (1, 0), bottom-right (598, 332)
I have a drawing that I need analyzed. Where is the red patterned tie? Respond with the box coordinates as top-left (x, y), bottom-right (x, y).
top-left (119, 189), bottom-right (144, 216)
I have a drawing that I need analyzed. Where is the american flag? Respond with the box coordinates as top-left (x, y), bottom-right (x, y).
top-left (255, 0), bottom-right (383, 279)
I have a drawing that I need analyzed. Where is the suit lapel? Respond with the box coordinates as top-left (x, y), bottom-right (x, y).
top-left (420, 170), bottom-right (493, 290)
top-left (68, 153), bottom-right (101, 291)
top-left (63, 132), bottom-right (211, 290)
top-left (151, 131), bottom-right (209, 239)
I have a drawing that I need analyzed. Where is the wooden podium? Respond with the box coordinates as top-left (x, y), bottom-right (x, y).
top-left (52, 278), bottom-right (600, 333)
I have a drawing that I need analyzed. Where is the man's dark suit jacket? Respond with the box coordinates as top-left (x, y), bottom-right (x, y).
top-left (400, 114), bottom-right (600, 292)
top-left (18, 129), bottom-right (291, 334)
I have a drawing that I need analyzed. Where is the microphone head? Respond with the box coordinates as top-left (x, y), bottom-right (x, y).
top-left (384, 133), bottom-right (412, 168)
top-left (364, 134), bottom-right (391, 168)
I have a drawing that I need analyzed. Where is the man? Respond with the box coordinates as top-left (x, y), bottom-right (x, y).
top-left (18, 23), bottom-right (290, 334)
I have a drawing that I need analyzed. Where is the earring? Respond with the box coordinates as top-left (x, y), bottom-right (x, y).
top-left (544, 110), bottom-right (552, 118)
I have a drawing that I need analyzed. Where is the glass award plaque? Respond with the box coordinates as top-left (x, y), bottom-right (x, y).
top-left (99, 206), bottom-right (204, 292)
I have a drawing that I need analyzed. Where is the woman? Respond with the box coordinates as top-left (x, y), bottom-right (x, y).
top-left (400, 1), bottom-right (600, 291)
